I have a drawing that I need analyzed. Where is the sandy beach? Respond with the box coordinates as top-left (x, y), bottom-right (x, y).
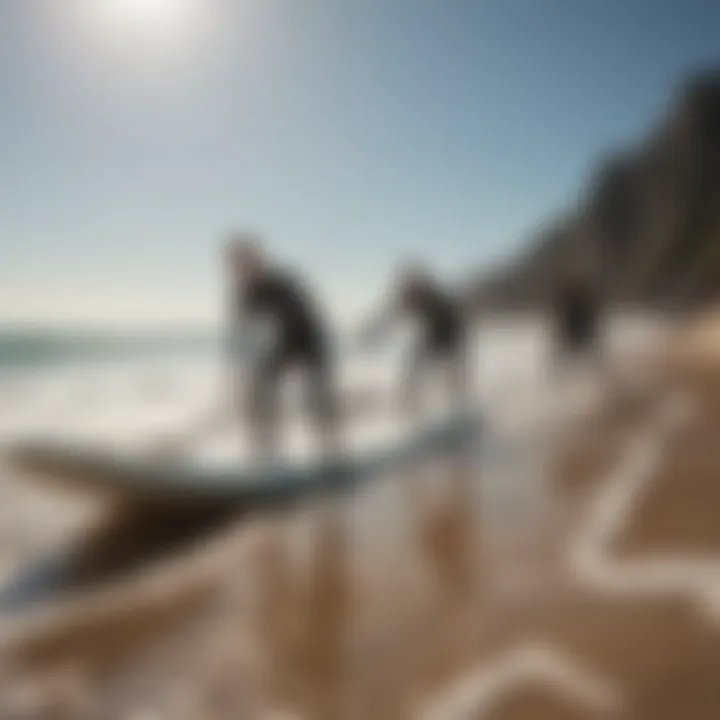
top-left (0, 314), bottom-right (719, 719)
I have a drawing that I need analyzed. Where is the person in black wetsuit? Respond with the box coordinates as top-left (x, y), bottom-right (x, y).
top-left (552, 265), bottom-right (603, 375)
top-left (225, 235), bottom-right (337, 459)
top-left (359, 262), bottom-right (469, 417)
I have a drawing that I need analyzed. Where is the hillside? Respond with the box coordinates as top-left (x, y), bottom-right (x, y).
top-left (474, 69), bottom-right (720, 311)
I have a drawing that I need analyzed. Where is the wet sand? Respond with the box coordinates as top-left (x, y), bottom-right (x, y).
top-left (2, 317), bottom-right (720, 719)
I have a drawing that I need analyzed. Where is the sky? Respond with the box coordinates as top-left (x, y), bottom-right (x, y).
top-left (0, 0), bottom-right (719, 328)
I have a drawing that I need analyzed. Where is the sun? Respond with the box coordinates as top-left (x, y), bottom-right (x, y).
top-left (103, 0), bottom-right (196, 32)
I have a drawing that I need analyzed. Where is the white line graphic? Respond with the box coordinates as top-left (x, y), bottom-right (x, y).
top-left (570, 393), bottom-right (720, 621)
top-left (420, 642), bottom-right (623, 719)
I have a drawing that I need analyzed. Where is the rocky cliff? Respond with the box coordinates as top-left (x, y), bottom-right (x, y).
top-left (474, 70), bottom-right (720, 310)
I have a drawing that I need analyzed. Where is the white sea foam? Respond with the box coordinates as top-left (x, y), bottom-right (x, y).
top-left (0, 315), bottom-right (667, 453)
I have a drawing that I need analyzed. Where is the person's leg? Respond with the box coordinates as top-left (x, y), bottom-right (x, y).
top-left (248, 354), bottom-right (284, 461)
top-left (552, 323), bottom-right (579, 385)
top-left (305, 351), bottom-right (341, 458)
top-left (400, 341), bottom-right (427, 420)
top-left (446, 342), bottom-right (469, 412)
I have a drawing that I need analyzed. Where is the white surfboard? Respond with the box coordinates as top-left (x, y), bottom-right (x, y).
top-left (8, 375), bottom-right (481, 507)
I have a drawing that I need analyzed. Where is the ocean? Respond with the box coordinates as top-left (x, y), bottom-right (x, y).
top-left (0, 328), bottom-right (217, 371)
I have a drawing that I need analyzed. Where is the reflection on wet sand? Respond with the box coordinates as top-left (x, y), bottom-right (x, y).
top-left (0, 418), bottom-right (564, 719)
top-left (412, 458), bottom-right (481, 607)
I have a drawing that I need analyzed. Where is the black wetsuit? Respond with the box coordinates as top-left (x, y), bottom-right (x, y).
top-left (236, 268), bottom-right (335, 430)
top-left (402, 281), bottom-right (466, 356)
top-left (554, 283), bottom-right (600, 357)
top-left (399, 281), bottom-right (468, 410)
top-left (239, 268), bottom-right (328, 367)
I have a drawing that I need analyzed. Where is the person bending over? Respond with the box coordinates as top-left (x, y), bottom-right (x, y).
top-left (225, 234), bottom-right (338, 460)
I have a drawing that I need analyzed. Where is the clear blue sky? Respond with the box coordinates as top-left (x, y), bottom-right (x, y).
top-left (1, 0), bottom-right (718, 327)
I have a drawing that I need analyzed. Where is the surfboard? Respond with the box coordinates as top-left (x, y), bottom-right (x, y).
top-left (8, 402), bottom-right (481, 507)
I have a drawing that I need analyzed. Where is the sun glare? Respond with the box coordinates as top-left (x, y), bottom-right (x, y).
top-left (103, 0), bottom-right (197, 33)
